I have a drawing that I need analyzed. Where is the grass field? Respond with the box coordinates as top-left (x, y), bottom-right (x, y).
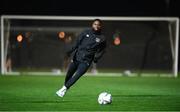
top-left (0, 74), bottom-right (180, 111)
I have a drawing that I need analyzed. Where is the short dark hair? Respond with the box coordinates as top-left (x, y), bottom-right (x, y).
top-left (93, 19), bottom-right (103, 24)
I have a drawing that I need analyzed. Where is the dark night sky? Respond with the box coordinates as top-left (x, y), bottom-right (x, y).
top-left (0, 0), bottom-right (179, 17)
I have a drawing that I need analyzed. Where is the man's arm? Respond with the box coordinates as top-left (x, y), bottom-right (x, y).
top-left (66, 32), bottom-right (84, 56)
top-left (93, 40), bottom-right (106, 63)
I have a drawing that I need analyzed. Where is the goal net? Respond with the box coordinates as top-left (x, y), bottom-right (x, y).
top-left (1, 16), bottom-right (179, 77)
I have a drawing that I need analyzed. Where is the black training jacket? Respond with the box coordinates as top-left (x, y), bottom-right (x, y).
top-left (67, 28), bottom-right (106, 65)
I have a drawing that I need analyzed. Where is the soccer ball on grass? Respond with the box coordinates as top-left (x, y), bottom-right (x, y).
top-left (98, 92), bottom-right (112, 104)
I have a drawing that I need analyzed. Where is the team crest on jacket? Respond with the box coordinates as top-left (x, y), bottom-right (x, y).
top-left (95, 38), bottom-right (100, 42)
top-left (86, 34), bottom-right (89, 37)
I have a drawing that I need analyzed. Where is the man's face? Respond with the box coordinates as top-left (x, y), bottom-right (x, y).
top-left (92, 21), bottom-right (102, 31)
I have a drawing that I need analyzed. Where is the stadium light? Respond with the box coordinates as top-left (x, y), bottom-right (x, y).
top-left (58, 31), bottom-right (65, 39)
top-left (113, 31), bottom-right (121, 46)
top-left (114, 37), bottom-right (121, 45)
top-left (17, 34), bottom-right (23, 42)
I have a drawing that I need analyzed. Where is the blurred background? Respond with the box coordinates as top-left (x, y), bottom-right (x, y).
top-left (0, 0), bottom-right (179, 75)
top-left (1, 1), bottom-right (180, 111)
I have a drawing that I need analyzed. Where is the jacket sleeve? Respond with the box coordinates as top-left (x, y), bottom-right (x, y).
top-left (93, 40), bottom-right (107, 63)
top-left (66, 31), bottom-right (84, 56)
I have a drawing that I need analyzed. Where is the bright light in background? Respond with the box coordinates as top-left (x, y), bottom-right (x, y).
top-left (58, 31), bottom-right (65, 39)
top-left (114, 37), bottom-right (121, 45)
top-left (113, 31), bottom-right (121, 46)
top-left (17, 34), bottom-right (23, 42)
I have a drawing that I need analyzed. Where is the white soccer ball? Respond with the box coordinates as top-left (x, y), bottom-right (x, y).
top-left (98, 92), bottom-right (112, 104)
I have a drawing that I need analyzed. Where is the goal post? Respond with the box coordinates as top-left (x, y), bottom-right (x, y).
top-left (1, 15), bottom-right (179, 77)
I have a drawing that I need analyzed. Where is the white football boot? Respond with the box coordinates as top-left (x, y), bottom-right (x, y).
top-left (56, 86), bottom-right (67, 97)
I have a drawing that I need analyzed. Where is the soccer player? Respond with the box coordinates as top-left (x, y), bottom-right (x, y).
top-left (56, 19), bottom-right (106, 97)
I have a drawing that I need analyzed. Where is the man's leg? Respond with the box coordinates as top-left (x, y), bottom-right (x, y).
top-left (65, 62), bottom-right (89, 89)
top-left (56, 60), bottom-right (78, 97)
top-left (64, 61), bottom-right (78, 84)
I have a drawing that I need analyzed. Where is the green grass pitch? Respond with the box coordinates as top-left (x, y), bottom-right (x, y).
top-left (0, 74), bottom-right (180, 111)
